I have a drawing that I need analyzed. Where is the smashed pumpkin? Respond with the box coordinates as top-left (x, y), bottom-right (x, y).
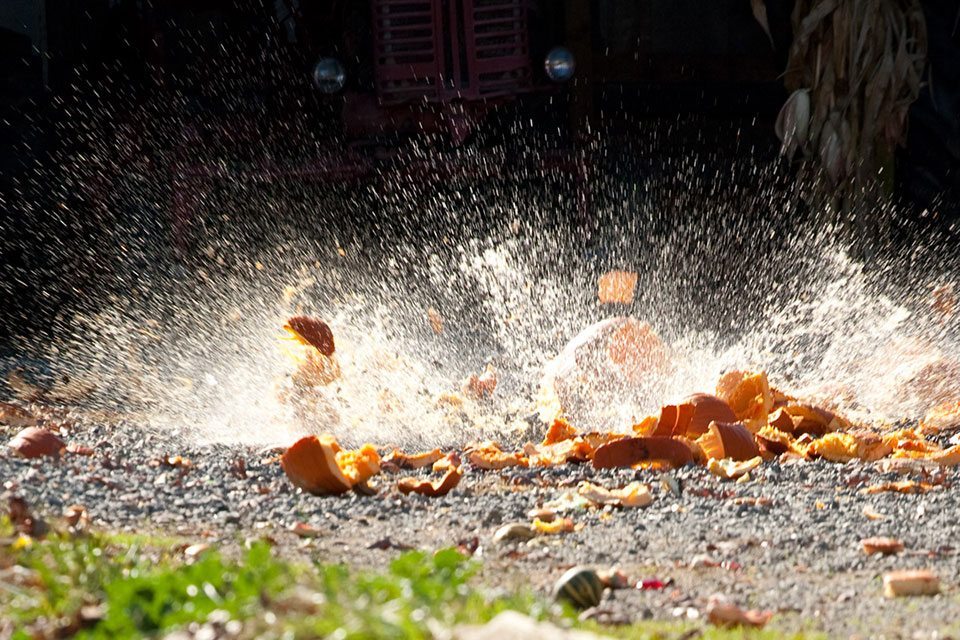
top-left (696, 421), bottom-right (760, 461)
top-left (606, 319), bottom-right (671, 383)
top-left (397, 466), bottom-right (462, 497)
top-left (8, 427), bottom-right (66, 459)
top-left (285, 316), bottom-right (335, 356)
top-left (679, 394), bottom-right (737, 438)
top-left (465, 441), bottom-right (527, 469)
top-left (543, 417), bottom-right (578, 445)
top-left (384, 448), bottom-right (445, 469)
top-left (809, 430), bottom-right (891, 463)
top-left (920, 401), bottom-right (960, 433)
top-left (781, 403), bottom-right (847, 436)
top-left (716, 370), bottom-right (773, 427)
top-left (592, 436), bottom-right (695, 469)
top-left (281, 435), bottom-right (380, 495)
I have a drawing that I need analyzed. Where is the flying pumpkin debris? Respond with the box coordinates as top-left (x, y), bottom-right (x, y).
top-left (274, 313), bottom-right (960, 499)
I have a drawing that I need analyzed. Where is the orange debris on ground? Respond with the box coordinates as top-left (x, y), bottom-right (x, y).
top-left (7, 427), bottom-right (66, 459)
top-left (542, 417), bottom-right (578, 444)
top-left (272, 310), bottom-right (960, 499)
top-left (696, 421), bottom-right (759, 461)
top-left (592, 436), bottom-right (695, 469)
top-left (384, 448), bottom-right (445, 469)
top-left (716, 370), bottom-right (774, 428)
top-left (860, 480), bottom-right (939, 495)
top-left (861, 537), bottom-right (905, 555)
top-left (280, 435), bottom-right (380, 495)
top-left (398, 466), bottom-right (463, 497)
top-left (465, 441), bottom-right (528, 470)
top-left (920, 401), bottom-right (960, 433)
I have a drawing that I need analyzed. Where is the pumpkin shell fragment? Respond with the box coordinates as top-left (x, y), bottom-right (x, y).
top-left (592, 436), bottom-right (694, 469)
top-left (8, 427), bottom-right (66, 459)
top-left (285, 316), bottom-right (335, 356)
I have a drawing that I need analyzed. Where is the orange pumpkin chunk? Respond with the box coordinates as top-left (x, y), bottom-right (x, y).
top-left (281, 435), bottom-right (381, 495)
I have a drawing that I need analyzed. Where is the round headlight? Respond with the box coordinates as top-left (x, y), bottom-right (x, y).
top-left (312, 58), bottom-right (346, 93)
top-left (544, 47), bottom-right (575, 82)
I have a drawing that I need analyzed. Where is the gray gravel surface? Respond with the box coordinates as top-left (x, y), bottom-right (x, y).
top-left (3, 418), bottom-right (960, 639)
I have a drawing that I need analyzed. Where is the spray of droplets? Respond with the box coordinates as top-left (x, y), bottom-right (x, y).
top-left (3, 11), bottom-right (957, 447)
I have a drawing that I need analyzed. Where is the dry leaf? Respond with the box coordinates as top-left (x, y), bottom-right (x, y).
top-left (705, 595), bottom-right (773, 628)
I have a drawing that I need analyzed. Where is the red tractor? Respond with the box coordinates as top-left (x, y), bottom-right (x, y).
top-left (165, 0), bottom-right (585, 250)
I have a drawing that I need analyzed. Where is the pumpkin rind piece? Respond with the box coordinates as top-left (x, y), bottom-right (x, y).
top-left (281, 435), bottom-right (352, 495)
top-left (397, 466), bottom-right (462, 497)
top-left (592, 436), bottom-right (694, 469)
top-left (8, 427), bottom-right (66, 459)
top-left (285, 316), bottom-right (335, 356)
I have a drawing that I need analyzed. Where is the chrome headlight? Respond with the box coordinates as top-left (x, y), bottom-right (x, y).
top-left (312, 58), bottom-right (346, 93)
top-left (544, 47), bottom-right (575, 82)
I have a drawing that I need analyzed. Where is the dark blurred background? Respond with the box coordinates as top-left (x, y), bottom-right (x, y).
top-left (0, 0), bottom-right (958, 353)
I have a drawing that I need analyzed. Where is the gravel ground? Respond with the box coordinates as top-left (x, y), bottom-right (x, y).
top-left (3, 415), bottom-right (960, 640)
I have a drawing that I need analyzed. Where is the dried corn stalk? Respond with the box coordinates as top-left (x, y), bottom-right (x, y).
top-left (775, 0), bottom-right (927, 236)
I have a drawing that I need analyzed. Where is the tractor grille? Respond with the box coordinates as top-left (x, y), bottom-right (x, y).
top-left (467, 0), bottom-right (530, 96)
top-left (372, 0), bottom-right (531, 103)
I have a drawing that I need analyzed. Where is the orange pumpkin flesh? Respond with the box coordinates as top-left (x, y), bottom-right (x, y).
top-left (681, 394), bottom-right (737, 438)
top-left (335, 444), bottom-right (382, 486)
top-left (592, 437), bottom-right (695, 469)
top-left (384, 448), bottom-right (445, 469)
top-left (781, 403), bottom-right (844, 436)
top-left (465, 441), bottom-right (528, 469)
top-left (397, 466), bottom-right (463, 497)
top-left (697, 422), bottom-right (760, 461)
top-left (606, 320), bottom-right (671, 382)
top-left (281, 435), bottom-right (380, 495)
top-left (716, 370), bottom-right (773, 424)
top-left (543, 417), bottom-right (578, 445)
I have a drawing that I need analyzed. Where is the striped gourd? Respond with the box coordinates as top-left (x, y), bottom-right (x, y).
top-left (553, 566), bottom-right (603, 609)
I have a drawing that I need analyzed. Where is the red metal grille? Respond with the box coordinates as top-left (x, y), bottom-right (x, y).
top-left (465, 0), bottom-right (530, 97)
top-left (372, 0), bottom-right (531, 103)
top-left (372, 1), bottom-right (444, 102)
